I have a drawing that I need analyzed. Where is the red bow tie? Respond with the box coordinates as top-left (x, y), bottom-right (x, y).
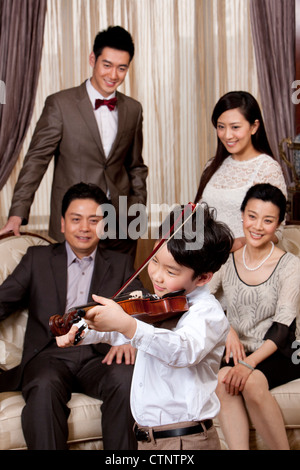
top-left (95, 97), bottom-right (117, 111)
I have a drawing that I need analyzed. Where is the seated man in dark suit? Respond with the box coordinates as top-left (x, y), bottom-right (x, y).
top-left (0, 182), bottom-right (144, 450)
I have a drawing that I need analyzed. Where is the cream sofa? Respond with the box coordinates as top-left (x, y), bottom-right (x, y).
top-left (0, 228), bottom-right (299, 450)
top-left (214, 224), bottom-right (300, 450)
top-left (0, 233), bottom-right (103, 450)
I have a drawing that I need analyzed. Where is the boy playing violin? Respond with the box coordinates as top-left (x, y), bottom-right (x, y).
top-left (57, 204), bottom-right (233, 450)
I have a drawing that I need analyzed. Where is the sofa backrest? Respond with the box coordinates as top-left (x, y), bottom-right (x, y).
top-left (0, 226), bottom-right (299, 370)
top-left (0, 233), bottom-right (50, 370)
top-left (277, 225), bottom-right (300, 258)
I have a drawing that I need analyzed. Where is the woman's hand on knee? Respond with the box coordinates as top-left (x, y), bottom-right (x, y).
top-left (222, 364), bottom-right (253, 395)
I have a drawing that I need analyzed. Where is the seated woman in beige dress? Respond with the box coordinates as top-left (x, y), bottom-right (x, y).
top-left (210, 183), bottom-right (300, 450)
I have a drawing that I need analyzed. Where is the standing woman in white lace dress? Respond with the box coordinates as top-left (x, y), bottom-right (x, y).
top-left (194, 91), bottom-right (287, 251)
top-left (210, 184), bottom-right (300, 450)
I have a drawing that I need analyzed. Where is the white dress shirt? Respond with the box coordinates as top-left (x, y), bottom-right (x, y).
top-left (81, 285), bottom-right (229, 427)
top-left (86, 79), bottom-right (118, 158)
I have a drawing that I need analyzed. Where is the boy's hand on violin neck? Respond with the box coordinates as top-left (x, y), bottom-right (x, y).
top-left (85, 294), bottom-right (137, 339)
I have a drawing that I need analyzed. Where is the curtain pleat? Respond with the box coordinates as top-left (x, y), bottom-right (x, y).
top-left (250, 0), bottom-right (295, 184)
top-left (0, 0), bottom-right (259, 231)
top-left (0, 0), bottom-right (47, 190)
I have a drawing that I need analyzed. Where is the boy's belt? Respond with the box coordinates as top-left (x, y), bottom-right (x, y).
top-left (134, 419), bottom-right (213, 442)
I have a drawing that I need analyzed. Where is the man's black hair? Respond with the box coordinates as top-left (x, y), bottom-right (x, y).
top-left (93, 26), bottom-right (134, 61)
top-left (61, 182), bottom-right (109, 217)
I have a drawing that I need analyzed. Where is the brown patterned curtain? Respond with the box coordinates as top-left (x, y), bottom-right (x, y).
top-left (0, 0), bottom-right (47, 190)
top-left (250, 0), bottom-right (295, 185)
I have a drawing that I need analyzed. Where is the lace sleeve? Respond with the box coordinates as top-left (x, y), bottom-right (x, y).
top-left (203, 157), bottom-right (214, 171)
top-left (254, 159), bottom-right (287, 197)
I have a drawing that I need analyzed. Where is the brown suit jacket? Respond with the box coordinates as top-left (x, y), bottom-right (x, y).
top-left (0, 242), bottom-right (145, 391)
top-left (9, 82), bottom-right (148, 241)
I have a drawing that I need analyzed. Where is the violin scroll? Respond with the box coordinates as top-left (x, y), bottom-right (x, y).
top-left (49, 307), bottom-right (87, 337)
top-left (49, 291), bottom-right (189, 338)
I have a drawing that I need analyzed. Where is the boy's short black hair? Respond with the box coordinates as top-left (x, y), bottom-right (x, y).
top-left (61, 182), bottom-right (109, 217)
top-left (93, 26), bottom-right (135, 61)
top-left (159, 204), bottom-right (233, 278)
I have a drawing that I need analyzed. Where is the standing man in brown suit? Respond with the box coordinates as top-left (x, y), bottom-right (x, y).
top-left (0, 26), bottom-right (147, 258)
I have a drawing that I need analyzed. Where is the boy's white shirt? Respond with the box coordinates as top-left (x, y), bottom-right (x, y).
top-left (81, 285), bottom-right (229, 427)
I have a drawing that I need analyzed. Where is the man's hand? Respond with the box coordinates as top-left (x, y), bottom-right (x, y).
top-left (0, 216), bottom-right (22, 236)
top-left (56, 325), bottom-right (80, 347)
top-left (102, 344), bottom-right (136, 365)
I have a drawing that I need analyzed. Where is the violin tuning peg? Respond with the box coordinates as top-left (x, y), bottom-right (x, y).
top-left (77, 309), bottom-right (86, 318)
top-left (73, 324), bottom-right (86, 345)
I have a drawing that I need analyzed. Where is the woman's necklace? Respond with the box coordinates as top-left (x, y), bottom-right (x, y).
top-left (242, 241), bottom-right (275, 271)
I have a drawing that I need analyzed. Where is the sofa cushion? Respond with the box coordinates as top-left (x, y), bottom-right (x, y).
top-left (270, 379), bottom-right (300, 426)
top-left (0, 391), bottom-right (103, 450)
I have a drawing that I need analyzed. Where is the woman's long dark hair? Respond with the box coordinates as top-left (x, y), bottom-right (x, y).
top-left (194, 91), bottom-right (274, 203)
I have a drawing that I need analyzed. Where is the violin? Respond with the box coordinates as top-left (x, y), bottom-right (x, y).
top-left (49, 202), bottom-right (198, 340)
top-left (49, 290), bottom-right (189, 338)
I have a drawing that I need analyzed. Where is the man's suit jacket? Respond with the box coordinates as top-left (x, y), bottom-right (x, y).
top-left (8, 82), bottom-right (148, 241)
top-left (0, 242), bottom-right (144, 391)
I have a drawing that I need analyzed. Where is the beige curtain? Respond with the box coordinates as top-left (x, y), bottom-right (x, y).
top-left (0, 0), bottom-right (259, 231)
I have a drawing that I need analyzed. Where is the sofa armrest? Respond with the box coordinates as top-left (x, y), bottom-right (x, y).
top-left (0, 310), bottom-right (28, 370)
top-left (277, 225), bottom-right (300, 258)
top-left (0, 233), bottom-right (50, 370)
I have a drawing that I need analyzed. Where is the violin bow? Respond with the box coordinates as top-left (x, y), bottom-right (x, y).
top-left (113, 202), bottom-right (199, 299)
top-left (49, 203), bottom-right (198, 341)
